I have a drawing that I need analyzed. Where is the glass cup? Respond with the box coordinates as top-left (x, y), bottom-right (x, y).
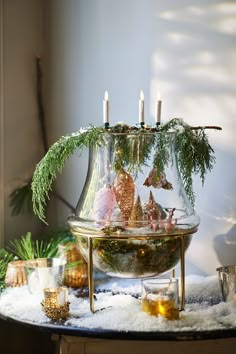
top-left (141, 277), bottom-right (179, 320)
top-left (41, 287), bottom-right (70, 320)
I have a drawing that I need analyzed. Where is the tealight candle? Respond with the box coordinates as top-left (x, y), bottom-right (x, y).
top-left (141, 278), bottom-right (179, 320)
top-left (44, 287), bottom-right (68, 308)
top-left (139, 90), bottom-right (145, 126)
top-left (156, 91), bottom-right (162, 125)
top-left (42, 287), bottom-right (70, 320)
top-left (103, 91), bottom-right (109, 127)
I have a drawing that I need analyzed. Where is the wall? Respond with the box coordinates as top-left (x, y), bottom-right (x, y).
top-left (45, 0), bottom-right (236, 275)
top-left (1, 0), bottom-right (46, 245)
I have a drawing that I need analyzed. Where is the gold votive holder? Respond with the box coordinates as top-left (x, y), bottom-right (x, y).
top-left (5, 260), bottom-right (27, 287)
top-left (58, 242), bottom-right (88, 288)
top-left (41, 287), bottom-right (70, 320)
top-left (141, 277), bottom-right (179, 320)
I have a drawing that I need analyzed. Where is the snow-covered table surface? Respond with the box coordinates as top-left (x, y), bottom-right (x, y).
top-left (0, 275), bottom-right (236, 340)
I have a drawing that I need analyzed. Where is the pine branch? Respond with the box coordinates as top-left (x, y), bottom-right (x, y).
top-left (31, 126), bottom-right (104, 223)
top-left (159, 118), bottom-right (217, 205)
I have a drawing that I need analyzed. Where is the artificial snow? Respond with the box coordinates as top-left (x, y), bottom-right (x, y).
top-left (0, 275), bottom-right (236, 333)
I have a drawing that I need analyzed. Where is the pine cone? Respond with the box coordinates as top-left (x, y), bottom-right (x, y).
top-left (113, 169), bottom-right (135, 220)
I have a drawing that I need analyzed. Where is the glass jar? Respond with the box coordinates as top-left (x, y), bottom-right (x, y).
top-left (68, 130), bottom-right (199, 278)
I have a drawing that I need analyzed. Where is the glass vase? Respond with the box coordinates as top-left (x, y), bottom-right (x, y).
top-left (68, 130), bottom-right (199, 278)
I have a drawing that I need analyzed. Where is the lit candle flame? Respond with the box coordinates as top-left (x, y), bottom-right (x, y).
top-left (104, 90), bottom-right (109, 101)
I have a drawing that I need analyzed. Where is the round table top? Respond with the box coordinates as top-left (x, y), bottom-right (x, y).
top-left (1, 310), bottom-right (236, 341)
top-left (1, 276), bottom-right (236, 341)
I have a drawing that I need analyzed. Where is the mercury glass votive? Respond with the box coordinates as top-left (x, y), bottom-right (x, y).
top-left (41, 287), bottom-right (70, 320)
top-left (141, 278), bottom-right (179, 320)
top-left (5, 260), bottom-right (27, 287)
top-left (217, 265), bottom-right (236, 302)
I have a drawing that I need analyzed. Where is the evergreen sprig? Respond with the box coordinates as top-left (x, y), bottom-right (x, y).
top-left (32, 126), bottom-right (104, 222)
top-left (31, 119), bottom-right (219, 223)
top-left (159, 118), bottom-right (216, 205)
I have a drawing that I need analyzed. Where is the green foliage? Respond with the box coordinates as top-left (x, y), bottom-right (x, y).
top-left (32, 126), bottom-right (104, 223)
top-left (159, 118), bottom-right (215, 205)
top-left (0, 229), bottom-right (76, 290)
top-left (9, 181), bottom-right (33, 215)
top-left (31, 119), bottom-right (218, 223)
top-left (112, 124), bottom-right (156, 176)
top-left (6, 232), bottom-right (60, 260)
top-left (0, 249), bottom-right (14, 291)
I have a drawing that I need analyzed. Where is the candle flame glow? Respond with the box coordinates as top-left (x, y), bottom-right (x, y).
top-left (157, 91), bottom-right (161, 101)
top-left (140, 90), bottom-right (144, 101)
top-left (104, 91), bottom-right (109, 101)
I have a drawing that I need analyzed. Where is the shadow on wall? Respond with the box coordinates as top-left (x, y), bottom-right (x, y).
top-left (214, 226), bottom-right (236, 267)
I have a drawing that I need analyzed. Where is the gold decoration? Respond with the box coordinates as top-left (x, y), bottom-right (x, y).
top-left (41, 287), bottom-right (70, 320)
top-left (5, 260), bottom-right (27, 287)
top-left (129, 195), bottom-right (143, 227)
top-left (58, 243), bottom-right (88, 288)
top-left (143, 166), bottom-right (173, 190)
top-left (41, 300), bottom-right (70, 320)
top-left (113, 168), bottom-right (135, 220)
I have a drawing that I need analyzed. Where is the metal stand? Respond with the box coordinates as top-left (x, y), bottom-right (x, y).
top-left (87, 233), bottom-right (187, 314)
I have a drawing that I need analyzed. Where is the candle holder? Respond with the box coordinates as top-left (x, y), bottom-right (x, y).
top-left (41, 287), bottom-right (70, 320)
top-left (25, 258), bottom-right (66, 294)
top-left (141, 277), bottom-right (179, 320)
top-left (217, 265), bottom-right (236, 302)
top-left (5, 260), bottom-right (27, 287)
top-left (58, 243), bottom-right (88, 288)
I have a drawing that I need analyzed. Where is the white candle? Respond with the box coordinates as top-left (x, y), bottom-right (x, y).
top-left (58, 287), bottom-right (68, 306)
top-left (156, 91), bottom-right (162, 124)
top-left (103, 90), bottom-right (109, 124)
top-left (139, 90), bottom-right (145, 123)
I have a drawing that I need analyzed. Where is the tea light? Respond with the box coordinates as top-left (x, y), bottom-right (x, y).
top-left (44, 287), bottom-right (68, 307)
top-left (41, 287), bottom-right (70, 320)
top-left (141, 278), bottom-right (179, 320)
top-left (157, 299), bottom-right (179, 320)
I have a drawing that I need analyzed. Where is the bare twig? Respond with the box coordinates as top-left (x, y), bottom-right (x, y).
top-left (36, 56), bottom-right (48, 153)
top-left (36, 56), bottom-right (75, 213)
top-left (190, 126), bottom-right (222, 131)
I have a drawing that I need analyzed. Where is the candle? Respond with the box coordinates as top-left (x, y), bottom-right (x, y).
top-left (139, 90), bottom-right (145, 125)
top-left (42, 287), bottom-right (70, 320)
top-left (44, 287), bottom-right (68, 308)
top-left (156, 91), bottom-right (162, 125)
top-left (103, 91), bottom-right (109, 126)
